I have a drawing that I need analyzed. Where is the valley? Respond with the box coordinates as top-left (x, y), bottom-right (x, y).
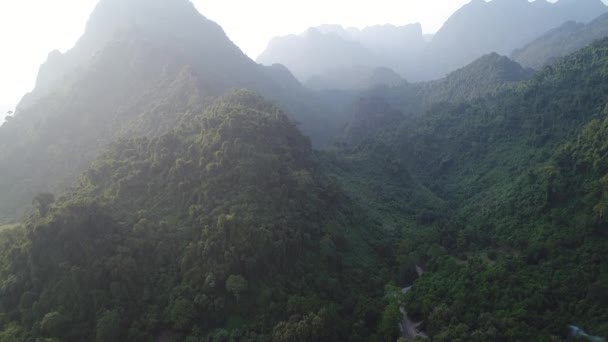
top-left (0, 0), bottom-right (607, 341)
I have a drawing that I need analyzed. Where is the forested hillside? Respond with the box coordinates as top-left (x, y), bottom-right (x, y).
top-left (338, 38), bottom-right (608, 340)
top-left (1, 0), bottom-right (608, 341)
top-left (0, 92), bottom-right (394, 341)
top-left (340, 53), bottom-right (534, 146)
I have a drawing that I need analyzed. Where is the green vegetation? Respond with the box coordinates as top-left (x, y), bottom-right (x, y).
top-left (2, 1), bottom-right (608, 341)
top-left (341, 52), bottom-right (533, 147)
top-left (0, 34), bottom-right (209, 224)
top-left (336, 38), bottom-right (608, 340)
top-left (0, 91), bottom-right (394, 341)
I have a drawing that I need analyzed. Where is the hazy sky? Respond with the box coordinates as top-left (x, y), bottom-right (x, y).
top-left (0, 0), bottom-right (602, 108)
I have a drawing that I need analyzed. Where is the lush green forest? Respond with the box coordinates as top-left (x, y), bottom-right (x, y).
top-left (0, 92), bottom-right (397, 341)
top-left (1, 0), bottom-right (608, 341)
top-left (332, 39), bottom-right (608, 340)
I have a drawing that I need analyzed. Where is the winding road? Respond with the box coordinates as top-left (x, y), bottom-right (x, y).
top-left (399, 266), bottom-right (428, 341)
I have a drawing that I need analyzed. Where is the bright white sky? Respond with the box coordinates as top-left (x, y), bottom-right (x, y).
top-left (0, 0), bottom-right (595, 108)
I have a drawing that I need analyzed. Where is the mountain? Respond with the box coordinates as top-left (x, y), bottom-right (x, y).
top-left (257, 24), bottom-right (425, 83)
top-left (347, 24), bottom-right (426, 77)
top-left (339, 38), bottom-right (608, 339)
top-left (350, 24), bottom-right (425, 54)
top-left (423, 0), bottom-right (608, 79)
top-left (258, 0), bottom-right (607, 84)
top-left (512, 13), bottom-right (608, 69)
top-left (34, 0), bottom-right (274, 96)
top-left (305, 66), bottom-right (404, 91)
top-left (0, 0), bottom-right (348, 223)
top-left (419, 53), bottom-right (534, 104)
top-left (0, 91), bottom-right (392, 341)
top-left (340, 53), bottom-right (533, 146)
top-left (257, 28), bottom-right (382, 82)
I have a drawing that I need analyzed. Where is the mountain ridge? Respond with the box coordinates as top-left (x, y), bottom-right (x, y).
top-left (512, 12), bottom-right (608, 69)
top-left (0, 0), bottom-right (350, 223)
top-left (422, 0), bottom-right (607, 79)
top-left (258, 0), bottom-right (608, 83)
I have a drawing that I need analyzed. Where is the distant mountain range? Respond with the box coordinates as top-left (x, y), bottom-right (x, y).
top-left (256, 24), bottom-right (424, 86)
top-left (258, 0), bottom-right (608, 84)
top-left (423, 0), bottom-right (607, 79)
top-left (513, 12), bottom-right (608, 69)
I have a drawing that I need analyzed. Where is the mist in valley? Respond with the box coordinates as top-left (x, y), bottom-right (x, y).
top-left (0, 0), bottom-right (607, 341)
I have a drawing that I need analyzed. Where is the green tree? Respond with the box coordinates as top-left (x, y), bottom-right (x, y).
top-left (0, 323), bottom-right (26, 341)
top-left (40, 311), bottom-right (69, 338)
top-left (225, 275), bottom-right (248, 303)
top-left (96, 310), bottom-right (121, 342)
top-left (169, 298), bottom-right (195, 331)
top-left (378, 302), bottom-right (401, 341)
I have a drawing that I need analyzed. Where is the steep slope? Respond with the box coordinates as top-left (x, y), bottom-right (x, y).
top-left (341, 53), bottom-right (533, 146)
top-left (352, 39), bottom-right (608, 339)
top-left (0, 0), bottom-right (346, 223)
top-left (0, 34), bottom-right (207, 223)
top-left (513, 13), bottom-right (608, 69)
top-left (0, 91), bottom-right (391, 341)
top-left (400, 40), bottom-right (608, 198)
top-left (34, 0), bottom-right (272, 96)
top-left (419, 53), bottom-right (534, 104)
top-left (422, 0), bottom-right (607, 80)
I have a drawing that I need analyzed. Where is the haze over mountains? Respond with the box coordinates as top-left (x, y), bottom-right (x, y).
top-left (0, 0), bottom-right (353, 222)
top-left (1, 0), bottom-right (608, 340)
top-left (257, 24), bottom-right (424, 83)
top-left (513, 12), bottom-right (608, 68)
top-left (258, 0), bottom-right (608, 86)
top-left (423, 0), bottom-right (607, 77)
